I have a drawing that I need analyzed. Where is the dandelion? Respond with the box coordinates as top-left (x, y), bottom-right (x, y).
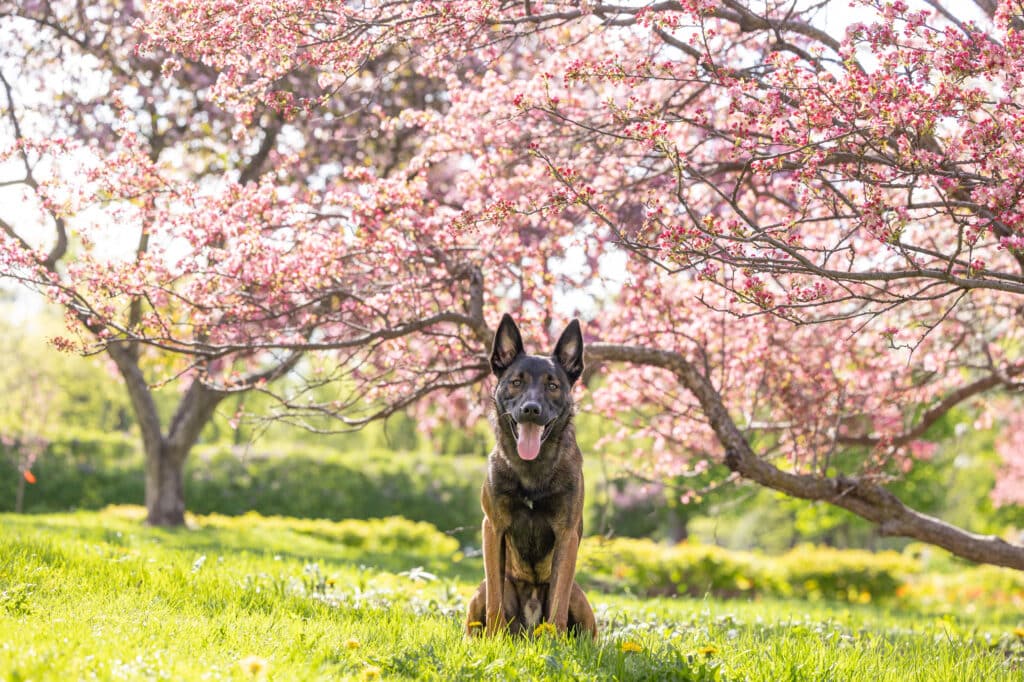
top-left (238, 655), bottom-right (269, 678)
top-left (533, 622), bottom-right (557, 637)
top-left (467, 621), bottom-right (483, 629)
top-left (362, 665), bottom-right (382, 680)
top-left (620, 640), bottom-right (643, 653)
top-left (345, 638), bottom-right (361, 649)
top-left (1014, 626), bottom-right (1024, 639)
top-left (697, 645), bottom-right (718, 657)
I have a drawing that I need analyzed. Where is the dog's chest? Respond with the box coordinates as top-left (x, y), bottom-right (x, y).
top-left (506, 492), bottom-right (556, 569)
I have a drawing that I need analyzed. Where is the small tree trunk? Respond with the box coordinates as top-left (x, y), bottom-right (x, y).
top-left (665, 508), bottom-right (689, 544)
top-left (15, 475), bottom-right (25, 514)
top-left (145, 442), bottom-right (186, 526)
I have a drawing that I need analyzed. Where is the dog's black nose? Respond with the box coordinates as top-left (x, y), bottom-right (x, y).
top-left (520, 401), bottom-right (542, 419)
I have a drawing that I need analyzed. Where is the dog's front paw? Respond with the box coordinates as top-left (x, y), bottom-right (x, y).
top-left (483, 613), bottom-right (509, 636)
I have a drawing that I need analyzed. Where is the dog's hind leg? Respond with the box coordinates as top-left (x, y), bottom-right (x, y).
top-left (466, 580), bottom-right (487, 636)
top-left (567, 581), bottom-right (597, 639)
top-left (467, 577), bottom-right (525, 637)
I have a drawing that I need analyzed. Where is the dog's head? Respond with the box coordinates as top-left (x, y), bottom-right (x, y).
top-left (490, 313), bottom-right (584, 461)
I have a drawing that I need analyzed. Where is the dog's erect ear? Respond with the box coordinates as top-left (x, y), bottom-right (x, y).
top-left (552, 319), bottom-right (584, 385)
top-left (491, 313), bottom-right (525, 378)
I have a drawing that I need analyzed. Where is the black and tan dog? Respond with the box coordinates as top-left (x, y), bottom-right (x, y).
top-left (466, 314), bottom-right (597, 638)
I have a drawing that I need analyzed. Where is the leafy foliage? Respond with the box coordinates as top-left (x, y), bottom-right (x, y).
top-left (578, 538), bottom-right (918, 604)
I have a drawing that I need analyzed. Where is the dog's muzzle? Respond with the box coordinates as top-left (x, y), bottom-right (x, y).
top-left (507, 415), bottom-right (554, 461)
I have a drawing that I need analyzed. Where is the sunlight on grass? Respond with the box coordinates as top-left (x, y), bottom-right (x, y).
top-left (1, 507), bottom-right (1021, 680)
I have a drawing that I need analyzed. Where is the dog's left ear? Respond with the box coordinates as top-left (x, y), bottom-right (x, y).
top-left (552, 319), bottom-right (584, 385)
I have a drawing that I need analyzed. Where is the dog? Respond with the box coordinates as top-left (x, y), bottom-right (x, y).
top-left (465, 313), bottom-right (597, 638)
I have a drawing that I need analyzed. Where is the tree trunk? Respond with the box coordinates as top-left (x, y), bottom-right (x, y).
top-left (15, 475), bottom-right (25, 514)
top-left (145, 441), bottom-right (186, 526)
top-left (665, 508), bottom-right (689, 544)
top-left (106, 345), bottom-right (227, 527)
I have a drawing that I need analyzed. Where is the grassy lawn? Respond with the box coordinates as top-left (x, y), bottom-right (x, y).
top-left (1, 508), bottom-right (1021, 681)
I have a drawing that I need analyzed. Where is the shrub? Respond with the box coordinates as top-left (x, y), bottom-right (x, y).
top-left (195, 511), bottom-right (460, 557)
top-left (576, 537), bottom-right (919, 603)
top-left (99, 505), bottom-right (461, 569)
top-left (895, 565), bottom-right (1024, 615)
top-left (1, 433), bottom-right (486, 540)
top-left (578, 537), bottom-right (782, 598)
top-left (0, 430), bottom-right (142, 513)
top-left (184, 445), bottom-right (484, 537)
top-left (774, 545), bottom-right (918, 602)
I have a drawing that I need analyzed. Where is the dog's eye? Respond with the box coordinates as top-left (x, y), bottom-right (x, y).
top-left (510, 378), bottom-right (523, 388)
top-left (547, 382), bottom-right (559, 391)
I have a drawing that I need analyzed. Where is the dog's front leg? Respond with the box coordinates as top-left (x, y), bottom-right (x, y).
top-left (482, 516), bottom-right (507, 635)
top-left (547, 528), bottom-right (580, 631)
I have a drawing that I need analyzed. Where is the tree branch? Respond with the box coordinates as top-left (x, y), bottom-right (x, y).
top-left (0, 69), bottom-right (68, 270)
top-left (586, 342), bottom-right (1024, 570)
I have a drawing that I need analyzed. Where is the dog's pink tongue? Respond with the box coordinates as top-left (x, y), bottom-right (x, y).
top-left (517, 423), bottom-right (543, 461)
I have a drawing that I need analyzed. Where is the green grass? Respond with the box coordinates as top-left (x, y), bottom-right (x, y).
top-left (1, 508), bottom-right (1022, 681)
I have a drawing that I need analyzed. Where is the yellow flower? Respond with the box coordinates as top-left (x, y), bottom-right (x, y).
top-left (238, 655), bottom-right (269, 677)
top-left (467, 621), bottom-right (483, 629)
top-left (1013, 626), bottom-right (1024, 639)
top-left (345, 638), bottom-right (361, 649)
top-left (533, 622), bottom-right (557, 637)
top-left (697, 645), bottom-right (719, 657)
top-left (362, 665), bottom-right (382, 680)
top-left (619, 640), bottom-right (643, 653)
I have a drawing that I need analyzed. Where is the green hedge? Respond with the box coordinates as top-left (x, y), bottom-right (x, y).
top-left (577, 538), bottom-right (920, 603)
top-left (1, 433), bottom-right (487, 539)
top-left (773, 545), bottom-right (916, 602)
top-left (211, 512), bottom-right (460, 557)
top-left (183, 446), bottom-right (485, 537)
top-left (0, 431), bottom-right (143, 513)
top-left (578, 537), bottom-right (777, 598)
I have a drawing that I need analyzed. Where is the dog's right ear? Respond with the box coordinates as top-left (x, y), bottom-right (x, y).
top-left (491, 313), bottom-right (525, 378)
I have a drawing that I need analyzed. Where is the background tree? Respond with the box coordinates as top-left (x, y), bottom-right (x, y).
top-left (0, 1), bottom-right (474, 524)
top-left (6, 0), bottom-right (1024, 571)
top-left (140, 0), bottom-right (1024, 567)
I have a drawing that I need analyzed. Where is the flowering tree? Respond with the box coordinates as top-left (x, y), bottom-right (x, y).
top-left (0, 1), bottom-right (474, 524)
top-left (5, 0), bottom-right (1024, 570)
